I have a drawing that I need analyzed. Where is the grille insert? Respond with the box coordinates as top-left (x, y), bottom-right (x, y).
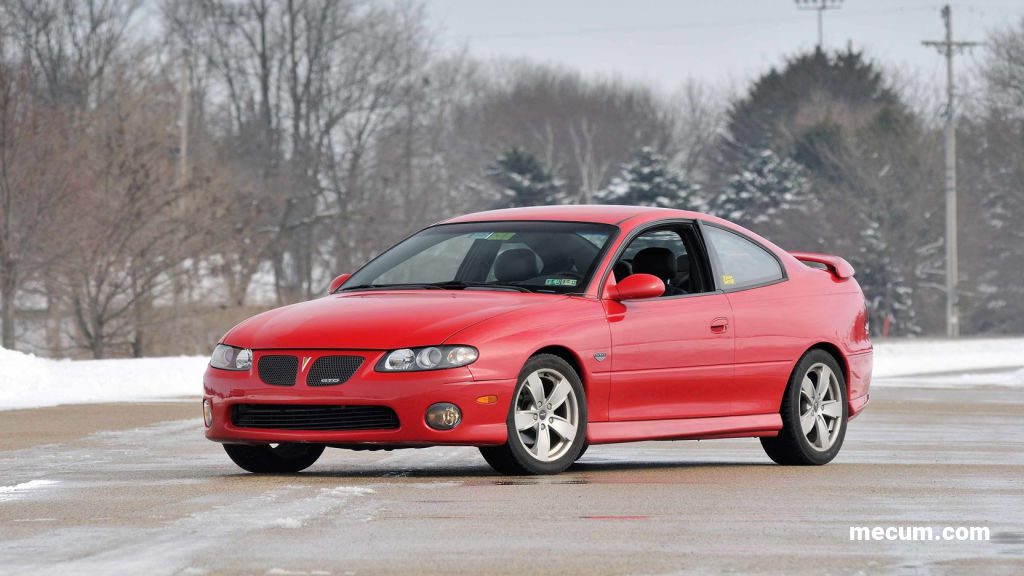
top-left (306, 355), bottom-right (363, 387)
top-left (258, 355), bottom-right (298, 386)
top-left (231, 404), bottom-right (400, 431)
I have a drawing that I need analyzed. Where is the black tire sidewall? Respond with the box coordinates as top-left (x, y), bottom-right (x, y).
top-left (505, 354), bottom-right (587, 475)
top-left (223, 442), bottom-right (324, 473)
top-left (787, 351), bottom-right (849, 465)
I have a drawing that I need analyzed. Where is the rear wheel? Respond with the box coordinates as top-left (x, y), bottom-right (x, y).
top-left (479, 354), bottom-right (587, 475)
top-left (761, 350), bottom-right (848, 465)
top-left (223, 443), bottom-right (325, 473)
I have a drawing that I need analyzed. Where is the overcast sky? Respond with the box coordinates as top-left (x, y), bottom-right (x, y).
top-left (427, 0), bottom-right (1021, 94)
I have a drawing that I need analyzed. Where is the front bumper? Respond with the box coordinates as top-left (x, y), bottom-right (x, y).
top-left (203, 349), bottom-right (514, 446)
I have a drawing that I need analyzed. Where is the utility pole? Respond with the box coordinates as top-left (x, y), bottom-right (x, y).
top-left (923, 5), bottom-right (979, 338)
top-left (794, 0), bottom-right (844, 50)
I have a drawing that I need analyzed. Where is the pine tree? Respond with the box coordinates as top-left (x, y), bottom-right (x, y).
top-left (710, 148), bottom-right (812, 230)
top-left (595, 147), bottom-right (704, 210)
top-left (856, 219), bottom-right (921, 336)
top-left (486, 147), bottom-right (564, 208)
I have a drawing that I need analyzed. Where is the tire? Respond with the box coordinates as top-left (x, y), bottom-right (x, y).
top-left (223, 442), bottom-right (325, 473)
top-left (761, 350), bottom-right (848, 465)
top-left (479, 354), bottom-right (587, 475)
top-left (574, 442), bottom-right (589, 461)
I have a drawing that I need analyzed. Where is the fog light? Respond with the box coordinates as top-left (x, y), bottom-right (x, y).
top-left (425, 402), bottom-right (461, 430)
top-left (203, 399), bottom-right (213, 428)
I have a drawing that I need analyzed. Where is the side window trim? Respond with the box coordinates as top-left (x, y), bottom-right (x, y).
top-left (698, 220), bottom-right (788, 293)
top-left (597, 219), bottom-right (720, 300)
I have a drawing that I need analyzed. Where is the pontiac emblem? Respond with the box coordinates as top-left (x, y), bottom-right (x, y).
top-left (594, 352), bottom-right (608, 362)
top-left (301, 356), bottom-right (313, 372)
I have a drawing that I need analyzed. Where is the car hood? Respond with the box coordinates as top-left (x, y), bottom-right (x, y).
top-left (223, 290), bottom-right (558, 350)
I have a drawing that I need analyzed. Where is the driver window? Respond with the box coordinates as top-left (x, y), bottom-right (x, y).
top-left (614, 227), bottom-right (707, 297)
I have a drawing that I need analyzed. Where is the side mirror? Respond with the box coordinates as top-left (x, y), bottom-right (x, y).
top-left (609, 273), bottom-right (664, 301)
top-left (327, 273), bottom-right (351, 294)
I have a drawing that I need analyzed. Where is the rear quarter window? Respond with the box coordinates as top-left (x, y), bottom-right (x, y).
top-left (703, 226), bottom-right (783, 289)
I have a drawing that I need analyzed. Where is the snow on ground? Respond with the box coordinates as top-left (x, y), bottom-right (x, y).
top-left (872, 337), bottom-right (1024, 378)
top-left (0, 347), bottom-right (207, 411)
top-left (1, 337), bottom-right (1023, 411)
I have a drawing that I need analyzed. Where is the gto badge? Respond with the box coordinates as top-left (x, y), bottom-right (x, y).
top-left (301, 357), bottom-right (313, 372)
top-left (320, 378), bottom-right (341, 384)
top-left (594, 352), bottom-right (608, 362)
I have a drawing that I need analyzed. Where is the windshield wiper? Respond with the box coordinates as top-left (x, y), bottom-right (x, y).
top-left (427, 281), bottom-right (534, 293)
top-left (340, 283), bottom-right (446, 292)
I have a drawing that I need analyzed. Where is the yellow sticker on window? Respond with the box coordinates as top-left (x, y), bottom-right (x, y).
top-left (722, 274), bottom-right (736, 286)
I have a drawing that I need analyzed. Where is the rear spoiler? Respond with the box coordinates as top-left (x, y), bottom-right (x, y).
top-left (789, 251), bottom-right (855, 279)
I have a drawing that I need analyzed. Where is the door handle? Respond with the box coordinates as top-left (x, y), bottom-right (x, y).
top-left (710, 317), bottom-right (729, 333)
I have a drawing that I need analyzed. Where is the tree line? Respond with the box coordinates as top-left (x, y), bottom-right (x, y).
top-left (0, 0), bottom-right (1022, 359)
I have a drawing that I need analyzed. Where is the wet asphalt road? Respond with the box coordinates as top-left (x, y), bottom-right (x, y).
top-left (0, 380), bottom-right (1022, 575)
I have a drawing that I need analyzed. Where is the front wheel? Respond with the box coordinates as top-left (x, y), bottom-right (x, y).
top-left (761, 350), bottom-right (848, 465)
top-left (480, 354), bottom-right (587, 475)
top-left (223, 442), bottom-right (325, 473)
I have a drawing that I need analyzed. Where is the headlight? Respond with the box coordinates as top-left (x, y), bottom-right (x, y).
top-left (376, 345), bottom-right (478, 372)
top-left (210, 344), bottom-right (253, 371)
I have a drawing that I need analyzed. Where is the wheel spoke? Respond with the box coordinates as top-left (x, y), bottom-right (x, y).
top-left (533, 425), bottom-right (551, 460)
top-left (800, 409), bottom-right (816, 434)
top-left (820, 400), bottom-right (842, 419)
top-left (546, 377), bottom-right (572, 411)
top-left (801, 377), bottom-right (815, 402)
top-left (815, 365), bottom-right (832, 399)
top-left (548, 415), bottom-right (576, 440)
top-left (814, 415), bottom-right (830, 449)
top-left (525, 373), bottom-right (546, 408)
top-left (515, 410), bottom-right (538, 431)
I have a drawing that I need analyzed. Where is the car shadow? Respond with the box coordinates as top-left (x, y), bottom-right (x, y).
top-left (242, 459), bottom-right (777, 481)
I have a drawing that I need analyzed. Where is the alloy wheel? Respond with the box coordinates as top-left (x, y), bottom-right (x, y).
top-left (513, 368), bottom-right (579, 462)
top-left (799, 362), bottom-right (843, 451)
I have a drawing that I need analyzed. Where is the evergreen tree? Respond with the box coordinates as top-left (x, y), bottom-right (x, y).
top-left (857, 219), bottom-right (921, 336)
top-left (710, 148), bottom-right (812, 231)
top-left (595, 147), bottom-right (705, 210)
top-left (486, 147), bottom-right (564, 207)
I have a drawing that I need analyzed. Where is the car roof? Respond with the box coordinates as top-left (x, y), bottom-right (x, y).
top-left (441, 205), bottom-right (706, 226)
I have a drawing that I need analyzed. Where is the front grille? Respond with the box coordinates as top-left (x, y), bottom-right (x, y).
top-left (306, 355), bottom-right (363, 387)
top-left (258, 355), bottom-right (298, 386)
top-left (231, 404), bottom-right (400, 431)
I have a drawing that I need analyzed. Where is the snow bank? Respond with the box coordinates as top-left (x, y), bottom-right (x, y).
top-left (0, 347), bottom-right (208, 411)
top-left (3, 337), bottom-right (1024, 411)
top-left (872, 337), bottom-right (1024, 378)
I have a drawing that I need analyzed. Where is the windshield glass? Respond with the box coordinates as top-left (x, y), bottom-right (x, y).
top-left (343, 221), bottom-right (617, 294)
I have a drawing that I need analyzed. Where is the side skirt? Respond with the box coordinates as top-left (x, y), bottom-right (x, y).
top-left (587, 413), bottom-right (782, 445)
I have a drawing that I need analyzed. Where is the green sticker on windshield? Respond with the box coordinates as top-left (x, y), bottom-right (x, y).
top-left (545, 278), bottom-right (578, 287)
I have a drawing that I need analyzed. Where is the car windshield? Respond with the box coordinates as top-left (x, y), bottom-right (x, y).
top-left (343, 221), bottom-right (617, 294)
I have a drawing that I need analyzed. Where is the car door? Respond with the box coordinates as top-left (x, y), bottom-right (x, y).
top-left (701, 223), bottom-right (793, 416)
top-left (605, 223), bottom-right (735, 421)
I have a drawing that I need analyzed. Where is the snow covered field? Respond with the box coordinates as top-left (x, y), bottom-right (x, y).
top-left (0, 347), bottom-right (208, 411)
top-left (1, 338), bottom-right (1023, 411)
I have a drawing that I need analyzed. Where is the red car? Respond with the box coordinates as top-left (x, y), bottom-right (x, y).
top-left (204, 206), bottom-right (872, 475)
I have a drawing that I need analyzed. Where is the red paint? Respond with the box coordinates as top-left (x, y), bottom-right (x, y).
top-left (204, 206), bottom-right (872, 450)
top-left (608, 273), bottom-right (664, 301)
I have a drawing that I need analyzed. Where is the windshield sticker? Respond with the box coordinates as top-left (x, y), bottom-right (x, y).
top-left (545, 278), bottom-right (578, 287)
top-left (722, 274), bottom-right (736, 286)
